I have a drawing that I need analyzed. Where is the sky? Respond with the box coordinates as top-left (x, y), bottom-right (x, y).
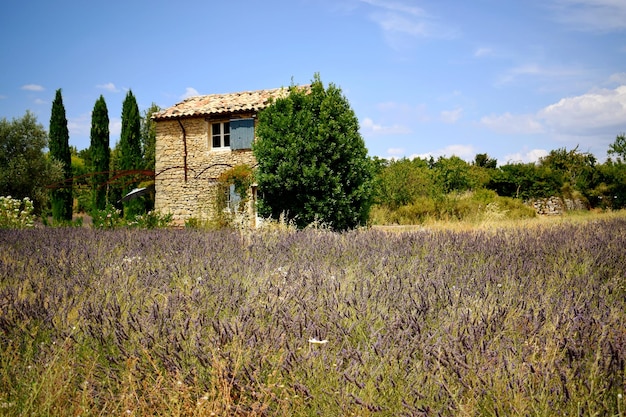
top-left (1, 0), bottom-right (625, 164)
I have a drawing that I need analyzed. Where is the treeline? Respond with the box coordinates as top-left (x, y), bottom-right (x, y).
top-left (0, 90), bottom-right (160, 224)
top-left (2, 94), bottom-right (625, 226)
top-left (370, 137), bottom-right (626, 224)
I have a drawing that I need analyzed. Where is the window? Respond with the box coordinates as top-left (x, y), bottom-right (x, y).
top-left (225, 184), bottom-right (242, 213)
top-left (210, 119), bottom-right (255, 150)
top-left (211, 122), bottom-right (230, 148)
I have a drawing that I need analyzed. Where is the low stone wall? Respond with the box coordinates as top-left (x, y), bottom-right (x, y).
top-left (528, 197), bottom-right (587, 215)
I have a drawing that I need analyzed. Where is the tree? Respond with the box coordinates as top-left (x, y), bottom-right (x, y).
top-left (608, 133), bottom-right (626, 163)
top-left (49, 89), bottom-right (73, 221)
top-left (141, 103), bottom-right (160, 171)
top-left (433, 156), bottom-right (474, 193)
top-left (473, 153), bottom-right (497, 169)
top-left (118, 90), bottom-right (143, 217)
top-left (254, 74), bottom-right (374, 231)
top-left (0, 112), bottom-right (63, 212)
top-left (90, 95), bottom-right (110, 211)
top-left (539, 147), bottom-right (597, 202)
top-left (375, 157), bottom-right (435, 209)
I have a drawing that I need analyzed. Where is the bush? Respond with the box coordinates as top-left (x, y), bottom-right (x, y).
top-left (91, 204), bottom-right (172, 229)
top-left (370, 189), bottom-right (536, 225)
top-left (0, 196), bottom-right (35, 228)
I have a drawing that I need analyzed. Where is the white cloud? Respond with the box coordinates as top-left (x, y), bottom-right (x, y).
top-left (386, 147), bottom-right (405, 156)
top-left (34, 98), bottom-right (46, 105)
top-left (361, 117), bottom-right (412, 136)
top-left (412, 144), bottom-right (476, 161)
top-left (358, 0), bottom-right (456, 49)
top-left (21, 84), bottom-right (44, 92)
top-left (181, 87), bottom-right (199, 99)
top-left (96, 82), bottom-right (120, 93)
top-left (0, 95), bottom-right (7, 100)
top-left (480, 85), bottom-right (626, 157)
top-left (549, 0), bottom-right (626, 31)
top-left (474, 47), bottom-right (493, 57)
top-left (359, 0), bottom-right (424, 16)
top-left (67, 114), bottom-right (91, 139)
top-left (503, 149), bottom-right (549, 164)
top-left (440, 107), bottom-right (463, 124)
top-left (496, 63), bottom-right (580, 85)
top-left (607, 72), bottom-right (626, 86)
top-left (480, 112), bottom-right (545, 135)
top-left (109, 118), bottom-right (122, 140)
top-left (538, 85), bottom-right (626, 134)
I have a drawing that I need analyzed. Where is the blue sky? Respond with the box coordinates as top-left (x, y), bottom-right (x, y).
top-left (1, 0), bottom-right (625, 164)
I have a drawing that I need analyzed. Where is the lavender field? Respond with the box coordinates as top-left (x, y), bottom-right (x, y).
top-left (1, 219), bottom-right (626, 416)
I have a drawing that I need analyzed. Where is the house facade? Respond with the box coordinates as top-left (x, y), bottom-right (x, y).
top-left (152, 87), bottom-right (289, 226)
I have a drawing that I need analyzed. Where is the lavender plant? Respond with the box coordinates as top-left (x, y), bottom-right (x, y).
top-left (0, 218), bottom-right (625, 415)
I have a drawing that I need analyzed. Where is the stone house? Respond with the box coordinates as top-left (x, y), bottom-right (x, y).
top-left (152, 87), bottom-right (290, 226)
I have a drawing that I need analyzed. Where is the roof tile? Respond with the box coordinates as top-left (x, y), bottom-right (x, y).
top-left (152, 87), bottom-right (301, 120)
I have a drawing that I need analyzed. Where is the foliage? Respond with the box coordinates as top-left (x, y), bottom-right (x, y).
top-left (608, 133), bottom-right (626, 163)
top-left (433, 155), bottom-right (475, 193)
top-left (69, 147), bottom-right (91, 213)
top-left (1, 217), bottom-right (625, 415)
top-left (49, 89), bottom-right (73, 221)
top-left (90, 204), bottom-right (172, 229)
top-left (473, 153), bottom-right (497, 169)
top-left (0, 196), bottom-right (34, 228)
top-left (255, 74), bottom-right (374, 231)
top-left (141, 103), bottom-right (160, 171)
top-left (539, 146), bottom-right (596, 203)
top-left (591, 159), bottom-right (626, 209)
top-left (0, 112), bottom-right (64, 213)
top-left (90, 95), bottom-right (110, 212)
top-left (209, 165), bottom-right (256, 228)
top-left (487, 162), bottom-right (560, 200)
top-left (118, 90), bottom-right (143, 218)
top-left (374, 157), bottom-right (435, 209)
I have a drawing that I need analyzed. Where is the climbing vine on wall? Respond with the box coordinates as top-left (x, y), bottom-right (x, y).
top-left (216, 164), bottom-right (255, 213)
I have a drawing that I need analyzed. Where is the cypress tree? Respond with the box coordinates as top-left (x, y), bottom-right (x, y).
top-left (90, 95), bottom-right (110, 211)
top-left (119, 90), bottom-right (143, 217)
top-left (49, 89), bottom-right (73, 221)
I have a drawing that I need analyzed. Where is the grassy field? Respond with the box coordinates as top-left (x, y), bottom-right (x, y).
top-left (1, 213), bottom-right (625, 416)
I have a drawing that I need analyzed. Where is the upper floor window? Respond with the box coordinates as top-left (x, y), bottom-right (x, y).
top-left (212, 122), bottom-right (230, 148)
top-left (210, 118), bottom-right (255, 151)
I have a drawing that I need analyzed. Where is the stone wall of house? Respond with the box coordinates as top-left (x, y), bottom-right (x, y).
top-left (528, 196), bottom-right (587, 215)
top-left (154, 116), bottom-right (257, 225)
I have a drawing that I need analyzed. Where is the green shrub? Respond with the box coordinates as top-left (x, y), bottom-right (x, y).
top-left (370, 189), bottom-right (536, 225)
top-left (91, 204), bottom-right (172, 229)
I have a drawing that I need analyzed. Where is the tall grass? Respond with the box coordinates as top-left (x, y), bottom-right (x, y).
top-left (1, 217), bottom-right (625, 415)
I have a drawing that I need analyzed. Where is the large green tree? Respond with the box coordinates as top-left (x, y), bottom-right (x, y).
top-left (0, 112), bottom-right (63, 212)
top-left (49, 89), bottom-right (73, 221)
top-left (118, 90), bottom-right (143, 217)
top-left (90, 95), bottom-right (110, 211)
top-left (254, 74), bottom-right (373, 231)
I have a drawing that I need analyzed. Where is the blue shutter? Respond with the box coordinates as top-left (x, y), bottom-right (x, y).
top-left (230, 118), bottom-right (255, 150)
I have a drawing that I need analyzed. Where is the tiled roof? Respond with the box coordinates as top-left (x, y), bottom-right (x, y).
top-left (153, 87), bottom-right (297, 120)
